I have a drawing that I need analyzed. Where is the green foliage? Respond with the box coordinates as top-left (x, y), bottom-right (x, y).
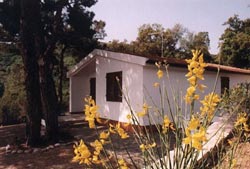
top-left (0, 0), bottom-right (106, 117)
top-left (179, 31), bottom-right (213, 62)
top-left (0, 0), bottom-right (20, 38)
top-left (106, 23), bottom-right (213, 62)
top-left (218, 15), bottom-right (250, 68)
top-left (220, 82), bottom-right (250, 115)
top-left (106, 40), bottom-right (135, 54)
top-left (0, 56), bottom-right (26, 125)
top-left (0, 43), bottom-right (24, 124)
top-left (53, 49), bottom-right (78, 111)
top-left (135, 23), bottom-right (183, 57)
top-left (0, 44), bottom-right (20, 96)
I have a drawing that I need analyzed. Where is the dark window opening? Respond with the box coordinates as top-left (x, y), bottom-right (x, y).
top-left (90, 78), bottom-right (96, 101)
top-left (221, 77), bottom-right (230, 95)
top-left (106, 71), bottom-right (122, 102)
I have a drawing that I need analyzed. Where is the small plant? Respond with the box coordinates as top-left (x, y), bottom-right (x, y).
top-left (72, 50), bottom-right (249, 169)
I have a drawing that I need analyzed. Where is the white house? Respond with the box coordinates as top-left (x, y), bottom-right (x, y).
top-left (67, 49), bottom-right (250, 126)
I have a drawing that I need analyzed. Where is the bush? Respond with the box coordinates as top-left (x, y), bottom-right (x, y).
top-left (220, 82), bottom-right (250, 116)
top-left (0, 59), bottom-right (26, 125)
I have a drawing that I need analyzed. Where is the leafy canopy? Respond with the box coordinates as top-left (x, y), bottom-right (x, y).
top-left (219, 15), bottom-right (250, 68)
top-left (106, 23), bottom-right (213, 62)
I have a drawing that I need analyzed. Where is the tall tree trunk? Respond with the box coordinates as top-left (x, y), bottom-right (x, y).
top-left (38, 5), bottom-right (64, 142)
top-left (20, 0), bottom-right (42, 146)
top-left (58, 45), bottom-right (67, 113)
top-left (39, 49), bottom-right (59, 143)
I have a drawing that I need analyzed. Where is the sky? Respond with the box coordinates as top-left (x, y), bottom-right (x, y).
top-left (91, 0), bottom-right (250, 54)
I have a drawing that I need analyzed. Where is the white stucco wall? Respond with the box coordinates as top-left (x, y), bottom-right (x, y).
top-left (69, 60), bottom-right (96, 112)
top-left (96, 56), bottom-right (145, 124)
top-left (142, 65), bottom-right (236, 125)
top-left (143, 65), bottom-right (191, 125)
top-left (68, 50), bottom-right (250, 126)
top-left (223, 72), bottom-right (250, 87)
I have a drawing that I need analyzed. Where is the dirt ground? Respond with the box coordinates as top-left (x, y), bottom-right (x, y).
top-left (215, 142), bottom-right (250, 169)
top-left (0, 123), bottom-right (84, 169)
top-left (0, 144), bottom-right (82, 169)
top-left (0, 121), bottom-right (143, 169)
top-left (0, 120), bottom-right (250, 169)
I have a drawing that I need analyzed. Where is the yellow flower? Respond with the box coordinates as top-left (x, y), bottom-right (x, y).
top-left (190, 60), bottom-right (199, 69)
top-left (99, 131), bottom-right (110, 140)
top-left (183, 128), bottom-right (191, 144)
top-left (137, 111), bottom-right (146, 117)
top-left (162, 116), bottom-right (175, 133)
top-left (194, 94), bottom-right (199, 100)
top-left (109, 123), bottom-right (129, 139)
top-left (243, 123), bottom-right (250, 132)
top-left (117, 128), bottom-right (129, 139)
top-left (183, 124), bottom-right (207, 151)
top-left (139, 144), bottom-right (146, 152)
top-left (200, 93), bottom-right (220, 123)
top-left (193, 68), bottom-right (205, 80)
top-left (109, 123), bottom-right (116, 134)
top-left (197, 84), bottom-right (206, 92)
top-left (96, 117), bottom-right (103, 124)
top-left (185, 71), bottom-right (192, 78)
top-left (187, 86), bottom-right (196, 96)
top-left (118, 158), bottom-right (128, 169)
top-left (88, 120), bottom-right (95, 129)
top-left (153, 82), bottom-right (160, 87)
top-left (192, 127), bottom-right (207, 142)
top-left (92, 155), bottom-right (101, 164)
top-left (157, 69), bottom-right (163, 79)
top-left (234, 112), bottom-right (247, 127)
top-left (185, 50), bottom-right (207, 104)
top-left (234, 112), bottom-right (250, 132)
top-left (126, 114), bottom-right (132, 120)
top-left (232, 158), bottom-right (237, 168)
top-left (84, 96), bottom-right (99, 128)
top-left (188, 116), bottom-right (200, 130)
top-left (137, 103), bottom-right (150, 117)
top-left (140, 142), bottom-right (156, 152)
top-left (72, 139), bottom-right (92, 165)
top-left (188, 76), bottom-right (196, 86)
top-left (90, 140), bottom-right (103, 154)
top-left (184, 95), bottom-right (192, 104)
top-left (192, 139), bottom-right (202, 150)
top-left (228, 139), bottom-right (234, 146)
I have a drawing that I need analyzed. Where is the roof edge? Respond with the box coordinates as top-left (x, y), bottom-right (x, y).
top-left (67, 49), bottom-right (250, 77)
top-left (67, 50), bottom-right (97, 77)
top-left (67, 49), bottom-right (149, 77)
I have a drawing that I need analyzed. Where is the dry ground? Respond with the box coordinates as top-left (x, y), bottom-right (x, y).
top-left (0, 122), bottom-right (143, 169)
top-left (214, 142), bottom-right (250, 169)
top-left (0, 123), bottom-right (83, 169)
top-left (0, 144), bottom-right (82, 169)
top-left (0, 121), bottom-right (250, 169)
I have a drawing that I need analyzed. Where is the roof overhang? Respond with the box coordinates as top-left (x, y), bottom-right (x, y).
top-left (67, 49), bottom-right (149, 77)
top-left (67, 49), bottom-right (250, 77)
top-left (146, 56), bottom-right (250, 75)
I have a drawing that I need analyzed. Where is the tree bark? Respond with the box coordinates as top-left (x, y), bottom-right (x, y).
top-left (37, 5), bottom-right (64, 143)
top-left (39, 45), bottom-right (59, 143)
top-left (20, 0), bottom-right (42, 146)
top-left (58, 45), bottom-right (67, 113)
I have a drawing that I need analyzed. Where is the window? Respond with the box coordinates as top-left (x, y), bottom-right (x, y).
top-left (90, 78), bottom-right (96, 101)
top-left (221, 77), bottom-right (230, 95)
top-left (106, 71), bottom-right (122, 102)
